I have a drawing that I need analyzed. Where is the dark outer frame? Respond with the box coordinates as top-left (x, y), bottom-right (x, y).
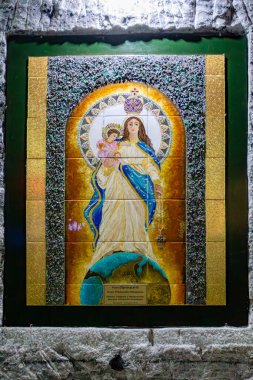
top-left (3, 35), bottom-right (248, 327)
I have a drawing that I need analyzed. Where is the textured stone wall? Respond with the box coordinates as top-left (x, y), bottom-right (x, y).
top-left (0, 0), bottom-right (251, 34)
top-left (2, 328), bottom-right (253, 379)
top-left (1, 0), bottom-right (253, 378)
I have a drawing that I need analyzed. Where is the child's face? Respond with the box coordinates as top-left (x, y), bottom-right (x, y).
top-left (108, 132), bottom-right (118, 142)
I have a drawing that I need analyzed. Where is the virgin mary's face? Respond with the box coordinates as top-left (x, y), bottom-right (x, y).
top-left (127, 118), bottom-right (140, 135)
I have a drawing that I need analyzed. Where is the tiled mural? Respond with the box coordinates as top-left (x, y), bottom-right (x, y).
top-left (26, 55), bottom-right (225, 306)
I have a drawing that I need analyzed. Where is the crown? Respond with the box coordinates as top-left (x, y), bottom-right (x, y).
top-left (124, 88), bottom-right (143, 115)
top-left (102, 123), bottom-right (122, 140)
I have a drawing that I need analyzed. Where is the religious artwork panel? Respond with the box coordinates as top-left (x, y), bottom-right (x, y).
top-left (26, 54), bottom-right (225, 306)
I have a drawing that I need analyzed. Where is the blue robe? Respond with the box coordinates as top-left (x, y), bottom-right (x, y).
top-left (84, 142), bottom-right (160, 247)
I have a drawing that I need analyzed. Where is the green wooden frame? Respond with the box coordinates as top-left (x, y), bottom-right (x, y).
top-left (4, 35), bottom-right (248, 326)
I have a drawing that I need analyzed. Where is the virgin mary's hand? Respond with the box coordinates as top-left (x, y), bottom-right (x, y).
top-left (154, 184), bottom-right (163, 198)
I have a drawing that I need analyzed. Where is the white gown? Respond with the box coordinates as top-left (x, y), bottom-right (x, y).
top-left (89, 141), bottom-right (160, 267)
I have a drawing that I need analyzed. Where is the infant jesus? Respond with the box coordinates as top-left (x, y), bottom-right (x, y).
top-left (97, 124), bottom-right (129, 167)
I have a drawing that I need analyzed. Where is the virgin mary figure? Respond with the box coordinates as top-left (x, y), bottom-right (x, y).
top-left (84, 116), bottom-right (163, 268)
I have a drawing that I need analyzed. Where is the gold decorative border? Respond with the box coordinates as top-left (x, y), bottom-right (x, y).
top-left (205, 55), bottom-right (226, 305)
top-left (26, 57), bottom-right (48, 305)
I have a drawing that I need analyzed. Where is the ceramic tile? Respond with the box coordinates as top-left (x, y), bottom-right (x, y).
top-left (149, 242), bottom-right (185, 284)
top-left (26, 242), bottom-right (46, 285)
top-left (102, 116), bottom-right (149, 157)
top-left (79, 284), bottom-right (104, 305)
top-left (76, 242), bottom-right (168, 304)
top-left (26, 283), bottom-right (46, 305)
top-left (205, 55), bottom-right (225, 76)
top-left (79, 116), bottom-right (103, 160)
top-left (96, 129), bottom-right (148, 158)
top-left (117, 156), bottom-right (148, 167)
top-left (76, 115), bottom-right (151, 165)
top-left (27, 77), bottom-right (47, 118)
top-left (145, 157), bottom-right (163, 200)
top-left (206, 241), bottom-right (226, 285)
top-left (66, 159), bottom-right (149, 201)
top-left (26, 201), bottom-right (45, 242)
top-left (107, 83), bottom-right (148, 116)
top-left (148, 115), bottom-right (185, 159)
top-left (168, 116), bottom-right (186, 158)
top-left (206, 283), bottom-right (226, 305)
top-left (80, 200), bottom-right (150, 242)
top-left (65, 200), bottom-right (94, 242)
top-left (148, 117), bottom-right (170, 162)
top-left (104, 260), bottom-right (155, 287)
top-left (67, 250), bottom-right (175, 306)
top-left (206, 76), bottom-right (225, 118)
top-left (147, 284), bottom-right (171, 305)
top-left (95, 241), bottom-right (148, 259)
top-left (70, 82), bottom-right (148, 118)
top-left (158, 158), bottom-right (185, 200)
top-left (66, 240), bottom-right (174, 306)
top-left (100, 95), bottom-right (149, 117)
top-left (100, 249), bottom-right (165, 287)
top-left (96, 134), bottom-right (149, 161)
top-left (65, 242), bottom-right (92, 285)
top-left (66, 284), bottom-right (82, 305)
top-left (27, 117), bottom-right (46, 158)
top-left (206, 158), bottom-right (225, 199)
top-left (170, 284), bottom-right (186, 304)
top-left (28, 57), bottom-right (48, 77)
top-left (148, 200), bottom-right (186, 242)
top-left (206, 116), bottom-right (225, 158)
top-left (206, 200), bottom-right (226, 241)
top-left (104, 113), bottom-right (149, 132)
top-left (26, 159), bottom-right (46, 200)
top-left (65, 242), bottom-right (93, 263)
top-left (65, 159), bottom-right (94, 200)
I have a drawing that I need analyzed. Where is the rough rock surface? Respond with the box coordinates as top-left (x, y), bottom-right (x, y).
top-left (0, 0), bottom-right (251, 34)
top-left (0, 328), bottom-right (253, 379)
top-left (0, 0), bottom-right (253, 378)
